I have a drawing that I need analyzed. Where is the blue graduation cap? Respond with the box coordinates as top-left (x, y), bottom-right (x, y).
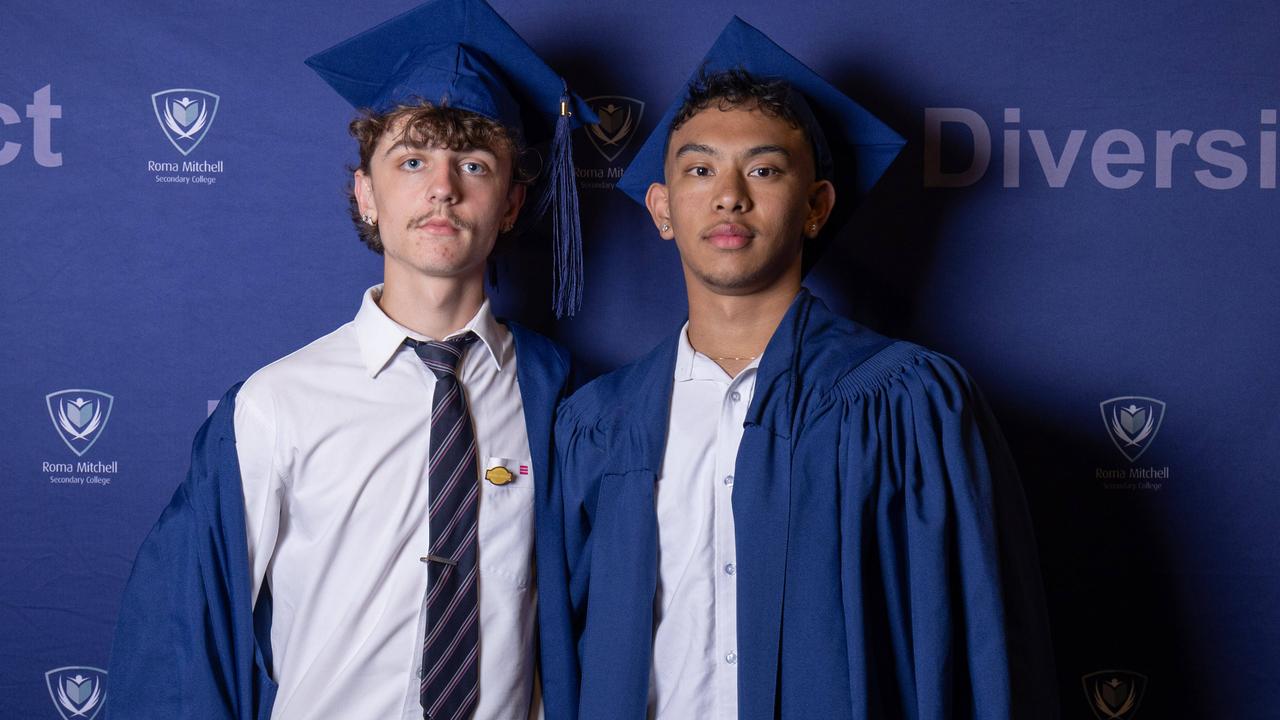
top-left (305, 0), bottom-right (598, 317)
top-left (617, 17), bottom-right (905, 272)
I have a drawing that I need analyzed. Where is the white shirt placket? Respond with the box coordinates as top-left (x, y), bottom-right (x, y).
top-left (713, 369), bottom-right (754, 718)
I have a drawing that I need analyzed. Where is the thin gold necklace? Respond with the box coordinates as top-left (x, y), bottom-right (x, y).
top-left (689, 333), bottom-right (761, 362)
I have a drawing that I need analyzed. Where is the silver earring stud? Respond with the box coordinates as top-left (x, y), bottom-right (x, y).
top-left (362, 214), bottom-right (374, 226)
top-left (661, 223), bottom-right (671, 232)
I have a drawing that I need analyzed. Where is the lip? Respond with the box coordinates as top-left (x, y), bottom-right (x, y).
top-left (417, 218), bottom-right (459, 236)
top-left (703, 223), bottom-right (754, 250)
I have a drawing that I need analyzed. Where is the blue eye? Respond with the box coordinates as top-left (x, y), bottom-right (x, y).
top-left (461, 161), bottom-right (487, 175)
top-left (401, 158), bottom-right (422, 171)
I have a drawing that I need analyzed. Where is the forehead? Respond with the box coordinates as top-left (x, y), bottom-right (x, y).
top-left (373, 114), bottom-right (504, 158)
top-left (666, 105), bottom-right (809, 157)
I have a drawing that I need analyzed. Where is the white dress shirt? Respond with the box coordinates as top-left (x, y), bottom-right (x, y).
top-left (235, 285), bottom-right (539, 720)
top-left (649, 324), bottom-right (760, 720)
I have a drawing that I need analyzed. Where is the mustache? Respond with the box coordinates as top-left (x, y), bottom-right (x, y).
top-left (406, 210), bottom-right (474, 232)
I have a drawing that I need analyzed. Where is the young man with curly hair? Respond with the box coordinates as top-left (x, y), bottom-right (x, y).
top-left (107, 1), bottom-right (593, 718)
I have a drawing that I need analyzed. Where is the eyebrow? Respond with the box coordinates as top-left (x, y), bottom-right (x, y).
top-left (673, 143), bottom-right (793, 161)
top-left (382, 141), bottom-right (416, 158)
top-left (746, 145), bottom-right (790, 159)
top-left (675, 143), bottom-right (718, 159)
top-left (381, 142), bottom-right (494, 159)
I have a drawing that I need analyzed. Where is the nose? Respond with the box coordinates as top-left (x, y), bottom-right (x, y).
top-left (425, 162), bottom-right (459, 205)
top-left (712, 171), bottom-right (750, 214)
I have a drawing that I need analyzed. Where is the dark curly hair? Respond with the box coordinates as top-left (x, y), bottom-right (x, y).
top-left (346, 101), bottom-right (523, 254)
top-left (672, 68), bottom-right (804, 132)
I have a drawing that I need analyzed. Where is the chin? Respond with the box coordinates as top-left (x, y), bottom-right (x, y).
top-left (387, 249), bottom-right (486, 280)
top-left (419, 260), bottom-right (488, 278)
top-left (689, 254), bottom-right (799, 296)
top-left (693, 268), bottom-right (771, 295)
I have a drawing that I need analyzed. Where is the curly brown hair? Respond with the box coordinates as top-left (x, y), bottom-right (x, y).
top-left (346, 101), bottom-right (522, 254)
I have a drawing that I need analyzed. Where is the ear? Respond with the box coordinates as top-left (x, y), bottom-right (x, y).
top-left (804, 179), bottom-right (836, 238)
top-left (503, 181), bottom-right (527, 229)
top-left (645, 182), bottom-right (675, 240)
top-left (354, 168), bottom-right (377, 221)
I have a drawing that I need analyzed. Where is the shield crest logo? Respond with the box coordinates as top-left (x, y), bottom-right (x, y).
top-left (1100, 396), bottom-right (1166, 462)
top-left (151, 88), bottom-right (219, 156)
top-left (45, 666), bottom-right (107, 720)
top-left (46, 389), bottom-right (114, 457)
top-left (1082, 669), bottom-right (1147, 720)
top-left (584, 96), bottom-right (645, 162)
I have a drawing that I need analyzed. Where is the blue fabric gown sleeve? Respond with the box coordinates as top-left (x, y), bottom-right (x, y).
top-left (837, 345), bottom-right (1058, 719)
top-left (542, 400), bottom-right (610, 720)
top-left (106, 387), bottom-right (276, 720)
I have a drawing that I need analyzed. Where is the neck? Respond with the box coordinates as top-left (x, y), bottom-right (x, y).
top-left (377, 263), bottom-right (486, 340)
top-left (685, 272), bottom-right (801, 377)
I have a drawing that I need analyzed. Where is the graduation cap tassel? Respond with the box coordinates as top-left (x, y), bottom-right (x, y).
top-left (536, 89), bottom-right (584, 318)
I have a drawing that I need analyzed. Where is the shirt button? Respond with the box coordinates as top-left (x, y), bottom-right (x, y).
top-left (723, 475), bottom-right (734, 486)
top-left (730, 390), bottom-right (742, 402)
top-left (726, 651), bottom-right (737, 664)
top-left (724, 562), bottom-right (736, 575)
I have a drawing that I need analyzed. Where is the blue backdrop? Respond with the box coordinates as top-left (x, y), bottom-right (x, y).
top-left (3, 1), bottom-right (1277, 717)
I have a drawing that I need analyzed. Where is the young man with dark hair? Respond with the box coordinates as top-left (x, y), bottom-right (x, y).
top-left (551, 18), bottom-right (1058, 720)
top-left (107, 1), bottom-right (594, 718)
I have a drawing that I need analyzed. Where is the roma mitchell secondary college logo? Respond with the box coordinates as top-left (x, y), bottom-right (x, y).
top-left (151, 88), bottom-right (219, 155)
top-left (1082, 669), bottom-right (1147, 720)
top-left (45, 666), bottom-right (107, 720)
top-left (46, 389), bottom-right (114, 457)
top-left (1100, 396), bottom-right (1165, 462)
top-left (584, 95), bottom-right (644, 162)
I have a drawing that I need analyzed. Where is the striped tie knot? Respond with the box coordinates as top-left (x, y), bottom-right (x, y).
top-left (407, 333), bottom-right (479, 379)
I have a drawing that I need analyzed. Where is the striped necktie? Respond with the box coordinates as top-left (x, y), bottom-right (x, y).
top-left (408, 333), bottom-right (481, 720)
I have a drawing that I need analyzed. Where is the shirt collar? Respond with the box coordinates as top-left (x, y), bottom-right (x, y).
top-left (353, 284), bottom-right (508, 378)
top-left (674, 322), bottom-right (762, 382)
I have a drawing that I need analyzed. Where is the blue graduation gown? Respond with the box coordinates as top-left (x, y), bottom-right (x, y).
top-left (551, 289), bottom-right (1058, 720)
top-left (106, 323), bottom-right (573, 720)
